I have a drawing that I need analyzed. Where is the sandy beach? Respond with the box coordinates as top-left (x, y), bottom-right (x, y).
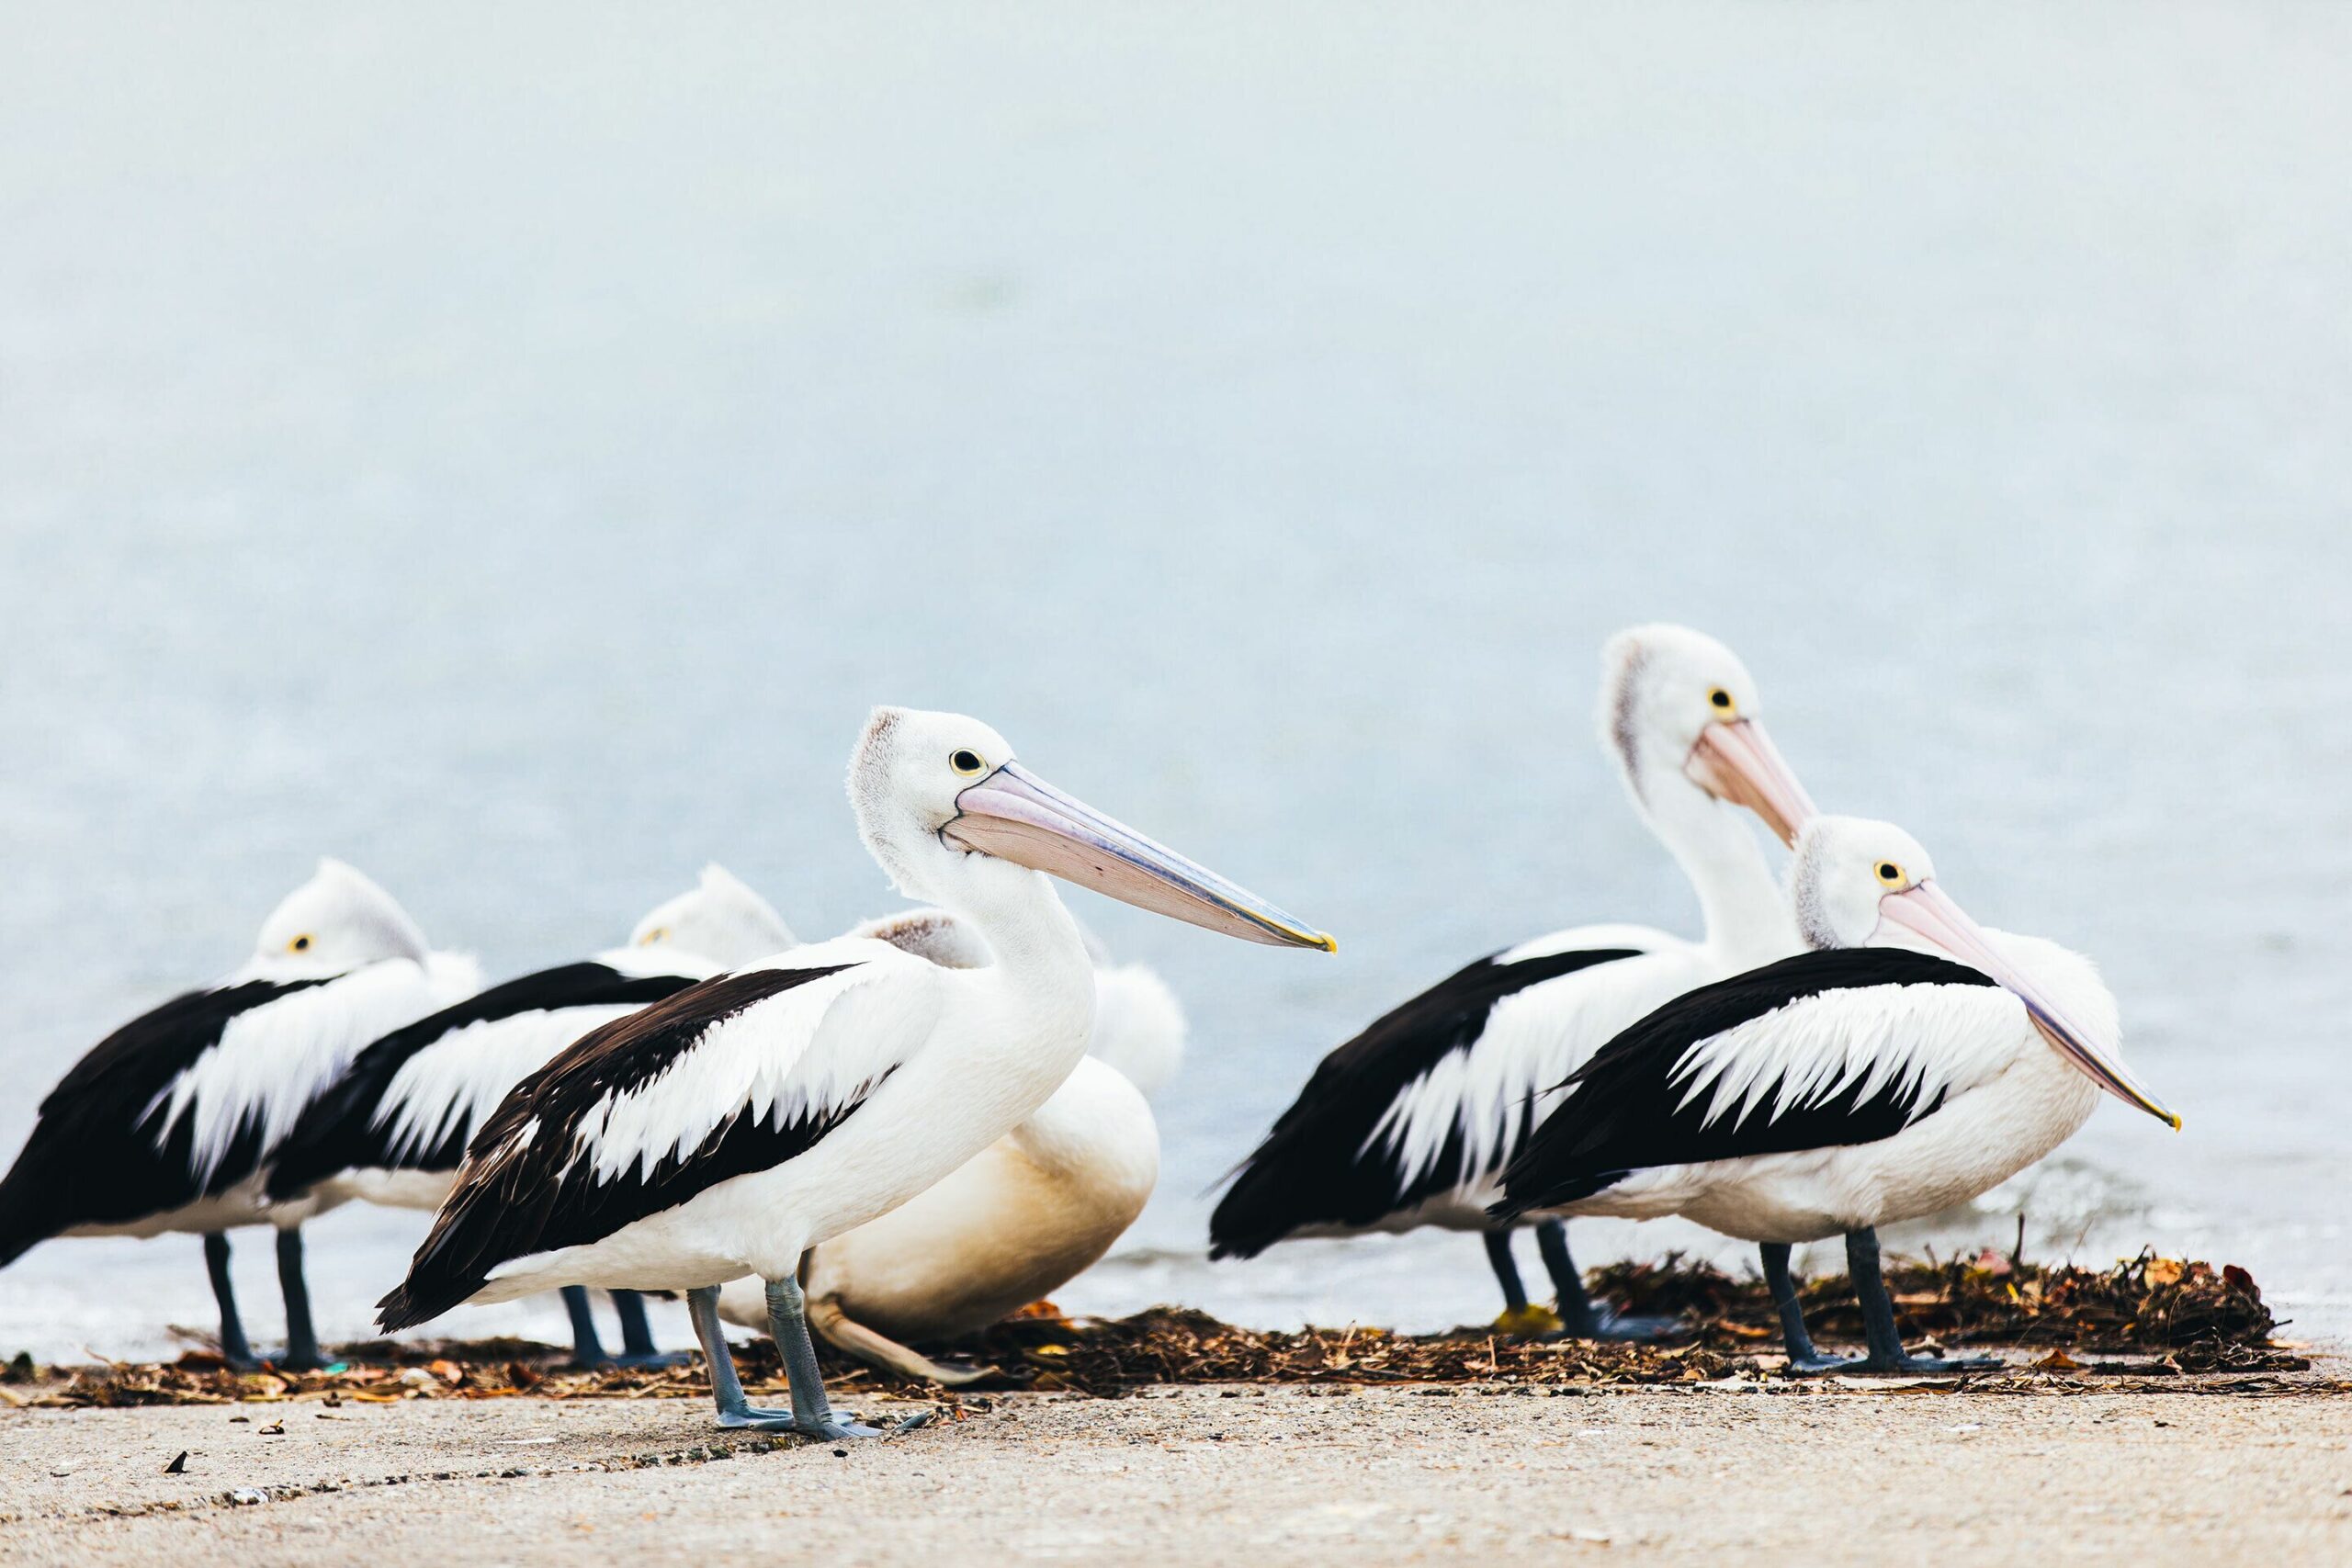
top-left (5, 1374), bottom-right (2349, 1566)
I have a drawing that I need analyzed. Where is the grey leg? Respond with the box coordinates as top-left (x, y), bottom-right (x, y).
top-left (1484, 1230), bottom-right (1557, 1333)
top-left (203, 1232), bottom-right (255, 1368)
top-left (1848, 1228), bottom-right (2003, 1374)
top-left (1535, 1220), bottom-right (1683, 1343)
top-left (560, 1286), bottom-right (609, 1367)
top-left (1484, 1230), bottom-right (1531, 1314)
top-left (607, 1290), bottom-right (690, 1369)
top-left (685, 1284), bottom-right (801, 1428)
top-left (275, 1227), bottom-right (324, 1371)
top-left (763, 1275), bottom-right (881, 1440)
top-left (1763, 1242), bottom-right (1860, 1374)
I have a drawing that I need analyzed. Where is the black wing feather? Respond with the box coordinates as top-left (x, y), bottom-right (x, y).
top-left (378, 964), bottom-right (871, 1331)
top-left (1208, 945), bottom-right (1645, 1257)
top-left (264, 961), bottom-right (702, 1201)
top-left (1494, 949), bottom-right (1998, 1217)
top-left (0, 978), bottom-right (331, 1263)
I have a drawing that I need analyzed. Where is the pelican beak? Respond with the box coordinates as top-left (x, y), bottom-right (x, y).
top-left (942, 762), bottom-right (1337, 951)
top-left (1683, 718), bottom-right (1818, 846)
top-left (1878, 879), bottom-right (2180, 1131)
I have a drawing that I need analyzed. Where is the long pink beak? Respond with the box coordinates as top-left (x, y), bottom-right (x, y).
top-left (1683, 718), bottom-right (1819, 846)
top-left (1879, 880), bottom-right (2180, 1130)
top-left (941, 762), bottom-right (1337, 951)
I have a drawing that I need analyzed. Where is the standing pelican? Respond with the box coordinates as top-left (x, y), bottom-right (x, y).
top-left (265, 864), bottom-right (795, 1366)
top-left (378, 708), bottom-right (1329, 1438)
top-left (717, 907), bottom-right (1183, 1382)
top-left (1496, 816), bottom-right (2179, 1372)
top-left (1210, 626), bottom-right (1815, 1337)
top-left (0, 861), bottom-right (478, 1369)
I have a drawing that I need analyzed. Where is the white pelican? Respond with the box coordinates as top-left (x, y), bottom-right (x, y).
top-left (378, 708), bottom-right (1329, 1438)
top-left (0, 861), bottom-right (478, 1369)
top-left (715, 907), bottom-right (1183, 1382)
top-left (1496, 815), bottom-right (2179, 1372)
top-left (1210, 626), bottom-right (1815, 1337)
top-left (265, 864), bottom-right (796, 1366)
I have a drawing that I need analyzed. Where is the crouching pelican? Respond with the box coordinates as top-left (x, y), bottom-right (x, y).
top-left (1496, 816), bottom-right (2179, 1373)
top-left (716, 908), bottom-right (1182, 1382)
top-left (0, 862), bottom-right (479, 1369)
top-left (1211, 626), bottom-right (1815, 1338)
top-left (265, 865), bottom-right (796, 1367)
top-left (378, 709), bottom-right (1329, 1438)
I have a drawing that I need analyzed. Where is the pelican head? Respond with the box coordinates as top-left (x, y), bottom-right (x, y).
top-left (851, 707), bottom-right (1335, 950)
top-left (252, 858), bottom-right (431, 976)
top-left (1792, 815), bottom-right (2179, 1130)
top-left (629, 863), bottom-right (797, 968)
top-left (1600, 624), bottom-right (1817, 845)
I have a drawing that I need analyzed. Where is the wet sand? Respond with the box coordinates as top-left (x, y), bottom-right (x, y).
top-left (5, 1378), bottom-right (2349, 1565)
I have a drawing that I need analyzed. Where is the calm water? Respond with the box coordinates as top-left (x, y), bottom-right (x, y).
top-left (3, 4), bottom-right (2348, 1359)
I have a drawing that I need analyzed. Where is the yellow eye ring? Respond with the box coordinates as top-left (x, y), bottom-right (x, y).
top-left (639, 926), bottom-right (670, 947)
top-left (1707, 687), bottom-right (1736, 716)
top-left (289, 934), bottom-right (312, 953)
top-left (950, 749), bottom-right (988, 776)
top-left (1874, 862), bottom-right (1905, 887)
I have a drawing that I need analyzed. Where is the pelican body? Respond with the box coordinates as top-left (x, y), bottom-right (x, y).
top-left (1498, 817), bottom-right (2178, 1373)
top-left (1211, 626), bottom-right (1816, 1337)
top-left (265, 865), bottom-right (796, 1366)
top-left (379, 708), bottom-right (1329, 1438)
top-left (719, 908), bottom-right (1180, 1382)
top-left (0, 861), bottom-right (478, 1369)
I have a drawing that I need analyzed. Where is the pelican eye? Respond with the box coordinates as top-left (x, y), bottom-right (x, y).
top-left (1874, 862), bottom-right (1905, 887)
top-left (639, 926), bottom-right (669, 947)
top-left (289, 934), bottom-right (312, 953)
top-left (1708, 687), bottom-right (1736, 715)
top-left (950, 749), bottom-right (988, 776)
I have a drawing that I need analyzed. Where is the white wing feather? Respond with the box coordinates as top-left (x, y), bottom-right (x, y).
top-left (1669, 982), bottom-right (2028, 1132)
top-left (151, 954), bottom-right (478, 1184)
top-left (556, 939), bottom-right (945, 1189)
top-left (1369, 939), bottom-right (1698, 1192)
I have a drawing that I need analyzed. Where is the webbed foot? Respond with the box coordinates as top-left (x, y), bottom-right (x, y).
top-left (716, 1407), bottom-right (881, 1439)
top-left (1553, 1307), bottom-right (1687, 1344)
top-left (1855, 1350), bottom-right (2004, 1374)
top-left (1493, 1303), bottom-right (1564, 1337)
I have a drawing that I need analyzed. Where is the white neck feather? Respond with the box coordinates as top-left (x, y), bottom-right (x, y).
top-left (906, 846), bottom-right (1095, 1018)
top-left (1636, 767), bottom-right (1794, 966)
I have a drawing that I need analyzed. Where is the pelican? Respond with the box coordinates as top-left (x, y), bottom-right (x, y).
top-left (378, 708), bottom-right (1329, 1438)
top-left (1495, 815), bottom-right (2179, 1373)
top-left (715, 907), bottom-right (1182, 1382)
top-left (265, 864), bottom-right (796, 1367)
top-left (0, 861), bottom-right (478, 1369)
top-left (1210, 626), bottom-right (1815, 1337)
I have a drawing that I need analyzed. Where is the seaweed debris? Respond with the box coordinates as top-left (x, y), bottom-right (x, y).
top-left (6, 1252), bottom-right (2309, 1410)
top-left (1589, 1247), bottom-right (2287, 1357)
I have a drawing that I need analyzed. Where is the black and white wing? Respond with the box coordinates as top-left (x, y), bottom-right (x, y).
top-left (1495, 949), bottom-right (2007, 1217)
top-left (0, 977), bottom-right (332, 1258)
top-left (377, 940), bottom-right (944, 1330)
top-left (265, 959), bottom-right (706, 1201)
top-left (1209, 936), bottom-right (1655, 1256)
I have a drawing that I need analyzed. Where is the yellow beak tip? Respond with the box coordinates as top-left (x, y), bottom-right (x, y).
top-left (1315, 932), bottom-right (1338, 954)
top-left (2167, 1112), bottom-right (2184, 1133)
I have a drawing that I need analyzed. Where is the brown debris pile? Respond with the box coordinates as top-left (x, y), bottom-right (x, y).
top-left (1590, 1247), bottom-right (2289, 1359)
top-left (6, 1252), bottom-right (2308, 1410)
top-left (918, 1307), bottom-right (1758, 1396)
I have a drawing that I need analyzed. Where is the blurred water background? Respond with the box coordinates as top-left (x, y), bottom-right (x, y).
top-left (3, 4), bottom-right (2348, 1360)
